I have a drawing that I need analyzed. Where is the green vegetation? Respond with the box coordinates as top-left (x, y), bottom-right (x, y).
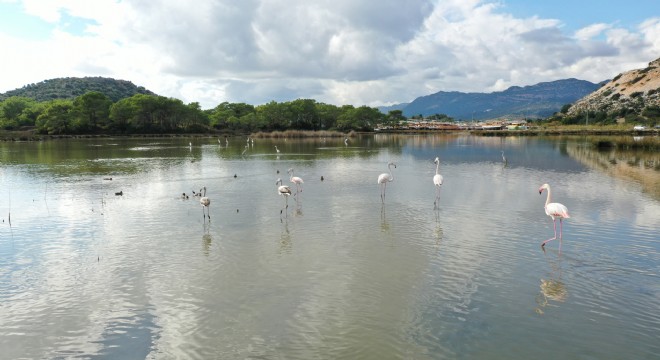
top-left (546, 102), bottom-right (660, 128)
top-left (0, 77), bottom-right (155, 102)
top-left (0, 93), bottom-right (385, 136)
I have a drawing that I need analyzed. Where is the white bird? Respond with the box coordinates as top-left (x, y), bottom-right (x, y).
top-left (276, 178), bottom-right (292, 216)
top-left (242, 144), bottom-right (249, 155)
top-left (288, 168), bottom-right (304, 194)
top-left (539, 183), bottom-right (570, 252)
top-left (501, 150), bottom-right (507, 165)
top-left (189, 142), bottom-right (192, 150)
top-left (275, 145), bottom-right (280, 154)
top-left (199, 186), bottom-right (210, 220)
top-left (433, 157), bottom-right (444, 207)
top-left (344, 138), bottom-right (348, 146)
top-left (377, 161), bottom-right (396, 203)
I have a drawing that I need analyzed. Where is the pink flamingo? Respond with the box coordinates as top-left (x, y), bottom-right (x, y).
top-left (377, 161), bottom-right (396, 203)
top-left (287, 168), bottom-right (304, 194)
top-left (433, 157), bottom-right (443, 207)
top-left (276, 178), bottom-right (292, 216)
top-left (199, 186), bottom-right (210, 220)
top-left (539, 183), bottom-right (570, 252)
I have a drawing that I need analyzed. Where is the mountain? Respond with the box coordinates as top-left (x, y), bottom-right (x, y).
top-left (0, 77), bottom-right (157, 102)
top-left (566, 57), bottom-right (660, 117)
top-left (402, 78), bottom-right (602, 120)
top-left (378, 103), bottom-right (409, 114)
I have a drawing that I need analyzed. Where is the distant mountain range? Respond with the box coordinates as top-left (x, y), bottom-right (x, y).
top-left (0, 77), bottom-right (156, 102)
top-left (381, 78), bottom-right (604, 120)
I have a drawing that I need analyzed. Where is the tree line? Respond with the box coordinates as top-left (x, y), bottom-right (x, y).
top-left (0, 92), bottom-right (409, 134)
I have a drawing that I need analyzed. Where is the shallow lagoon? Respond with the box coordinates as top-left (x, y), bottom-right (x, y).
top-left (1, 134), bottom-right (659, 359)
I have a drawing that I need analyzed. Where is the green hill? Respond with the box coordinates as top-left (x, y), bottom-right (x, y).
top-left (0, 77), bottom-right (157, 102)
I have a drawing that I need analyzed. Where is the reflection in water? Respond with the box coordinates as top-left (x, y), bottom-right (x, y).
top-left (380, 204), bottom-right (390, 232)
top-left (566, 140), bottom-right (660, 200)
top-left (293, 196), bottom-right (303, 217)
top-left (202, 233), bottom-right (212, 256)
top-left (535, 254), bottom-right (568, 315)
top-left (279, 221), bottom-right (292, 253)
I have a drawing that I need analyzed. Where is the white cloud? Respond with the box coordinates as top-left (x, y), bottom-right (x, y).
top-left (0, 0), bottom-right (659, 108)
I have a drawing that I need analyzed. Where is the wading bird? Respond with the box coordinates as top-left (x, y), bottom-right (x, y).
top-left (344, 138), bottom-right (348, 146)
top-left (288, 168), bottom-right (304, 194)
top-left (539, 183), bottom-right (570, 252)
top-left (501, 150), bottom-right (507, 165)
top-left (433, 157), bottom-right (443, 207)
top-left (276, 178), bottom-right (292, 216)
top-left (275, 145), bottom-right (280, 154)
top-left (200, 186), bottom-right (210, 220)
top-left (377, 161), bottom-right (396, 203)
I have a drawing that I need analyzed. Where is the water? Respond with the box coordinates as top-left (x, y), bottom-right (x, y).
top-left (1, 134), bottom-right (658, 359)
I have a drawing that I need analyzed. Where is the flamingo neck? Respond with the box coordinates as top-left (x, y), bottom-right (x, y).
top-left (545, 187), bottom-right (552, 206)
top-left (388, 164), bottom-right (394, 181)
top-left (435, 162), bottom-right (439, 175)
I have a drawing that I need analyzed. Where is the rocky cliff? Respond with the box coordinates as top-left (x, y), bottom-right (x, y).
top-left (567, 57), bottom-right (660, 117)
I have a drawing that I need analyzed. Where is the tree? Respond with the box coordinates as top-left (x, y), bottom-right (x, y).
top-left (35, 99), bottom-right (74, 134)
top-left (337, 105), bottom-right (381, 131)
top-left (0, 96), bottom-right (36, 129)
top-left (72, 91), bottom-right (112, 132)
top-left (109, 97), bottom-right (137, 132)
top-left (384, 110), bottom-right (406, 126)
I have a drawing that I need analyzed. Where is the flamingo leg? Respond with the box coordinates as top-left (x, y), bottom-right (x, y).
top-left (558, 219), bottom-right (563, 254)
top-left (541, 218), bottom-right (558, 248)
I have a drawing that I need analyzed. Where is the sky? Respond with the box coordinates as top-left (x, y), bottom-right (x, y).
top-left (1, 0), bottom-right (659, 109)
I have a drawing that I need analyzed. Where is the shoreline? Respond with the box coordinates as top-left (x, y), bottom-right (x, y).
top-left (1, 128), bottom-right (658, 142)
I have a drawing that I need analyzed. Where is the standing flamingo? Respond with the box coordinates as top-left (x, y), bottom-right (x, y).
top-left (501, 150), bottom-right (508, 165)
top-left (288, 168), bottom-right (304, 194)
top-left (377, 161), bottom-right (396, 203)
top-left (433, 157), bottom-right (443, 207)
top-left (200, 186), bottom-right (210, 220)
top-left (539, 183), bottom-right (570, 252)
top-left (276, 178), bottom-right (292, 216)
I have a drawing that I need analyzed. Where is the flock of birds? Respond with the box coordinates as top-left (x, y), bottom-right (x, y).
top-left (186, 140), bottom-right (570, 252)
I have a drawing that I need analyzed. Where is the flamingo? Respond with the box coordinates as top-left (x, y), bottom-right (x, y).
top-left (377, 161), bottom-right (396, 203)
top-left (287, 168), bottom-right (304, 194)
top-left (539, 183), bottom-right (570, 252)
top-left (501, 150), bottom-right (507, 165)
top-left (276, 178), bottom-right (292, 216)
top-left (200, 186), bottom-right (210, 220)
top-left (433, 157), bottom-right (443, 207)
